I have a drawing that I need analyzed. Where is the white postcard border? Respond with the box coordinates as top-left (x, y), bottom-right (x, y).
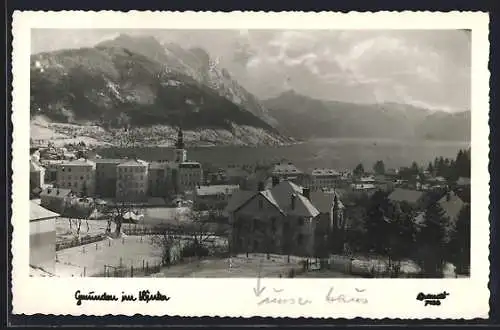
top-left (11, 11), bottom-right (490, 319)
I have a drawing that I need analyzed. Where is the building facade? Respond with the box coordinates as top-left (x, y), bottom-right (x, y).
top-left (148, 162), bottom-right (168, 197)
top-left (167, 129), bottom-right (203, 194)
top-left (95, 159), bottom-right (123, 198)
top-left (40, 187), bottom-right (74, 214)
top-left (225, 180), bottom-right (343, 257)
top-left (30, 202), bottom-right (59, 274)
top-left (309, 168), bottom-right (341, 191)
top-left (116, 159), bottom-right (149, 201)
top-left (194, 184), bottom-right (240, 211)
top-left (56, 159), bottom-right (96, 196)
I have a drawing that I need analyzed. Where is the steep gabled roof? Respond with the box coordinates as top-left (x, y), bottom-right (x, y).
top-left (309, 191), bottom-right (344, 213)
top-left (223, 190), bottom-right (256, 215)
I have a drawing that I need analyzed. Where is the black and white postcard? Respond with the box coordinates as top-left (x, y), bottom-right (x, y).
top-left (11, 11), bottom-right (490, 318)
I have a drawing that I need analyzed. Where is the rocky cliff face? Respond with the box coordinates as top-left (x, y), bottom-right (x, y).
top-left (30, 35), bottom-right (291, 147)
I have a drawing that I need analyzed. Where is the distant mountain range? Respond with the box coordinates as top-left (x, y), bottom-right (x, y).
top-left (263, 90), bottom-right (471, 142)
top-left (30, 34), bottom-right (470, 146)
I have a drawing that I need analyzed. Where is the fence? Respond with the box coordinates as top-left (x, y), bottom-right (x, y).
top-left (56, 234), bottom-right (106, 251)
top-left (100, 259), bottom-right (163, 278)
top-left (97, 256), bottom-right (206, 278)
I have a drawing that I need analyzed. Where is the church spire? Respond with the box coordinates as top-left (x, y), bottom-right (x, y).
top-left (176, 127), bottom-right (184, 150)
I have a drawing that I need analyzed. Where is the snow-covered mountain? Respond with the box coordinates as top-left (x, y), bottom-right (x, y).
top-left (96, 34), bottom-right (278, 127)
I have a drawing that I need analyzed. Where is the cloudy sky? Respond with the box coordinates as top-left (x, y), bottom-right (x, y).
top-left (32, 29), bottom-right (471, 112)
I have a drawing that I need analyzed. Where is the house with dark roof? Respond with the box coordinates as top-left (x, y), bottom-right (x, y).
top-left (194, 184), bottom-right (240, 211)
top-left (40, 187), bottom-right (74, 214)
top-left (224, 180), bottom-right (344, 257)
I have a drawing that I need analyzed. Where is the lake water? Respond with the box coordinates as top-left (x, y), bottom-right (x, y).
top-left (97, 138), bottom-right (470, 172)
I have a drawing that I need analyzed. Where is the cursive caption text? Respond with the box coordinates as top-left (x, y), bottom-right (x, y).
top-left (74, 290), bottom-right (171, 306)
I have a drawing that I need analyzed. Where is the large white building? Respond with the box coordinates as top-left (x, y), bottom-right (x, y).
top-left (116, 159), bottom-right (149, 201)
top-left (56, 159), bottom-right (96, 196)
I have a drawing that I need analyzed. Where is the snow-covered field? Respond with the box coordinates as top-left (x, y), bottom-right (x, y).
top-left (157, 253), bottom-right (306, 278)
top-left (55, 235), bottom-right (163, 277)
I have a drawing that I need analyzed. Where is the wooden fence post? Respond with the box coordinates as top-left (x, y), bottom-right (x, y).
top-left (131, 265), bottom-right (134, 278)
top-left (120, 257), bottom-right (123, 268)
top-left (84, 267), bottom-right (86, 277)
top-left (142, 259), bottom-right (145, 270)
top-left (96, 243), bottom-right (98, 250)
top-left (109, 240), bottom-right (111, 247)
top-left (104, 265), bottom-right (107, 277)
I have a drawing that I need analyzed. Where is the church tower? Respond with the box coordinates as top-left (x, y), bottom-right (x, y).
top-left (174, 128), bottom-right (187, 163)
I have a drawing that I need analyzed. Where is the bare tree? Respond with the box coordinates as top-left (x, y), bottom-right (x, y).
top-left (181, 209), bottom-right (218, 258)
top-left (150, 230), bottom-right (181, 267)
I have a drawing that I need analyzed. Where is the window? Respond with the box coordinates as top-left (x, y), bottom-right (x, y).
top-left (68, 175), bottom-right (72, 180)
top-left (258, 199), bottom-right (263, 210)
top-left (80, 176), bottom-right (84, 180)
top-left (68, 168), bottom-right (72, 172)
top-left (68, 182), bottom-right (71, 187)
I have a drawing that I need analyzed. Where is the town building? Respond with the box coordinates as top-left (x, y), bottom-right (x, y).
top-left (224, 180), bottom-right (344, 257)
top-left (148, 162), bottom-right (168, 197)
top-left (309, 168), bottom-right (341, 191)
top-left (40, 187), bottom-right (74, 214)
top-left (30, 159), bottom-right (46, 195)
top-left (40, 159), bottom-right (63, 183)
top-left (116, 159), bottom-right (149, 202)
top-left (166, 129), bottom-right (203, 194)
top-left (56, 159), bottom-right (96, 196)
top-left (95, 159), bottom-right (123, 198)
top-left (270, 162), bottom-right (303, 182)
top-left (30, 201), bottom-right (59, 274)
top-left (194, 184), bottom-right (240, 211)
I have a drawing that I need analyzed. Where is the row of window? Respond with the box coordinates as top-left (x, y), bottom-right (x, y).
top-left (118, 167), bottom-right (146, 173)
top-left (59, 175), bottom-right (91, 181)
top-left (61, 167), bottom-right (92, 173)
top-left (118, 182), bottom-right (145, 189)
top-left (118, 174), bottom-right (145, 180)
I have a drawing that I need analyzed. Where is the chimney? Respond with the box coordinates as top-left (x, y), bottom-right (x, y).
top-left (302, 187), bottom-right (310, 200)
top-left (258, 181), bottom-right (265, 191)
top-left (272, 176), bottom-right (280, 187)
top-left (291, 194), bottom-right (296, 210)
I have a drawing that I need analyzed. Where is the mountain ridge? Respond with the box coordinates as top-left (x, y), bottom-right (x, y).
top-left (263, 90), bottom-right (471, 142)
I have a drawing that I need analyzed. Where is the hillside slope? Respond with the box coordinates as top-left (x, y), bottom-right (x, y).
top-left (30, 45), bottom-right (290, 147)
top-left (264, 90), bottom-right (470, 142)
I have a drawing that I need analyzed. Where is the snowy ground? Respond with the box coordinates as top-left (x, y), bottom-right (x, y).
top-left (157, 253), bottom-right (307, 278)
top-left (55, 235), bottom-right (163, 277)
top-left (56, 218), bottom-right (113, 243)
